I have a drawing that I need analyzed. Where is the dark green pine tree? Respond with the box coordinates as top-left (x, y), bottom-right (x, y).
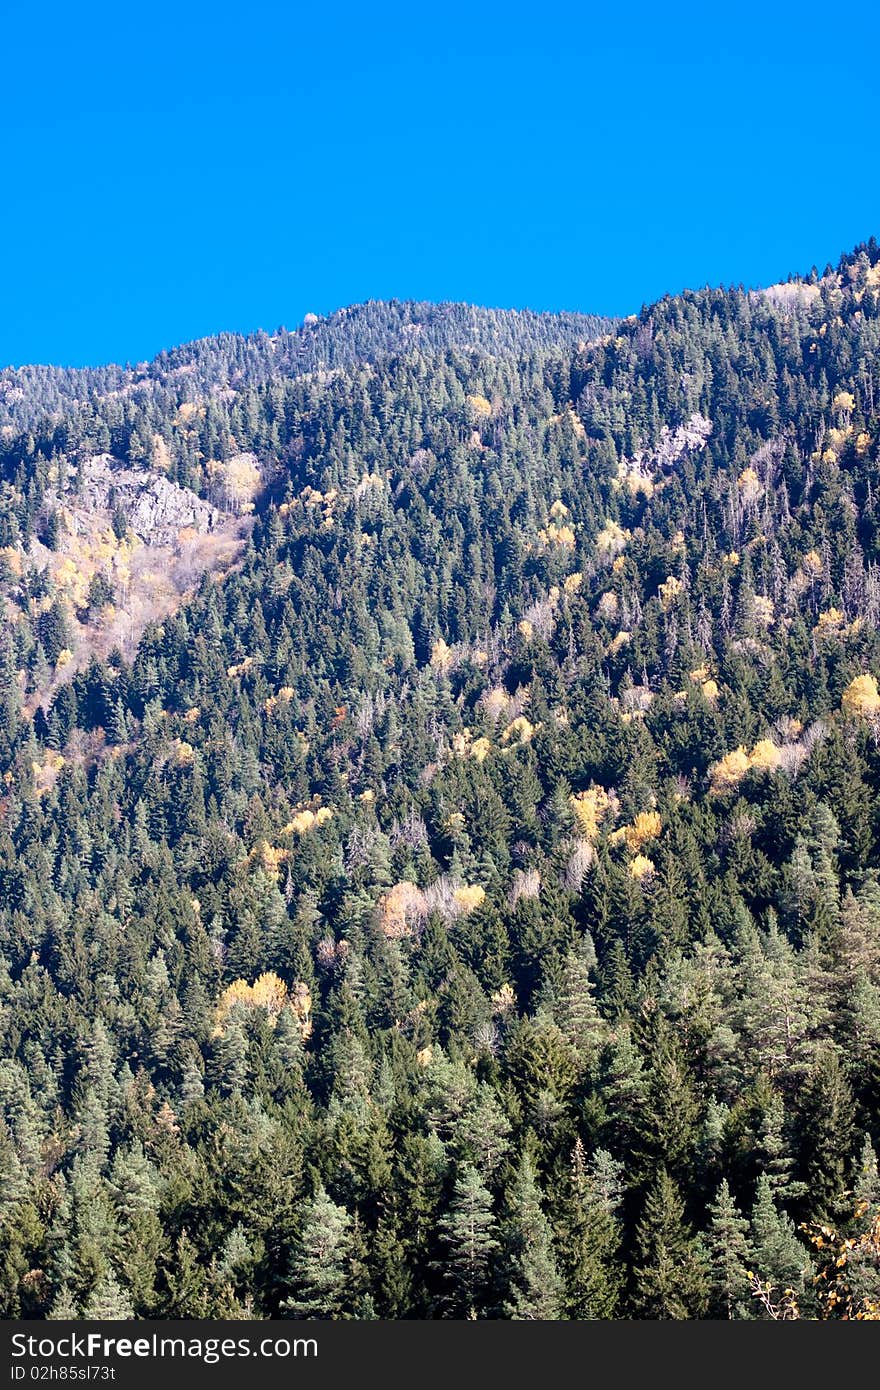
top-left (82, 1272), bottom-right (135, 1320)
top-left (749, 1174), bottom-right (813, 1315)
top-left (163, 1231), bottom-right (210, 1318)
top-left (794, 1046), bottom-right (856, 1219)
top-left (554, 1139), bottom-right (623, 1319)
top-left (631, 1020), bottom-right (701, 1188)
top-left (47, 1285), bottom-right (80, 1319)
top-left (631, 1169), bottom-right (708, 1319)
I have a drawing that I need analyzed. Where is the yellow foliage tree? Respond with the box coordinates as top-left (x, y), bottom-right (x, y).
top-left (842, 673), bottom-right (880, 718)
top-left (624, 810), bottom-right (662, 853)
top-left (629, 854), bottom-right (655, 881)
top-left (380, 881), bottom-right (424, 937)
top-left (749, 738), bottom-right (782, 773)
top-left (569, 786), bottom-right (613, 841)
top-left (482, 687), bottom-right (510, 722)
top-left (222, 454), bottom-right (261, 512)
top-left (251, 971), bottom-right (289, 1014)
top-left (471, 736), bottom-right (492, 763)
top-left (171, 739), bottom-right (195, 766)
top-left (597, 591), bottom-right (619, 621)
top-left (151, 433), bottom-right (172, 473)
top-left (596, 519), bottom-right (629, 558)
top-left (501, 715), bottom-right (536, 745)
top-left (431, 638), bottom-right (453, 672)
top-left (452, 884), bottom-right (486, 914)
top-left (283, 805), bottom-right (333, 836)
top-left (248, 840), bottom-right (290, 878)
top-left (491, 983), bottom-right (517, 1014)
top-left (217, 971), bottom-right (288, 1025)
top-left (658, 575), bottom-right (683, 610)
top-left (738, 467), bottom-right (763, 504)
top-left (539, 522), bottom-right (576, 548)
top-left (709, 746), bottom-right (752, 793)
top-left (803, 549), bottom-right (823, 576)
top-left (711, 738), bottom-right (783, 791)
top-left (815, 608), bottom-right (846, 639)
top-left (466, 393), bottom-right (492, 419)
top-left (289, 981), bottom-right (312, 1038)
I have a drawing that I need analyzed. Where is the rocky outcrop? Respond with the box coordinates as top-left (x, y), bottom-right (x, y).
top-left (59, 454), bottom-right (221, 545)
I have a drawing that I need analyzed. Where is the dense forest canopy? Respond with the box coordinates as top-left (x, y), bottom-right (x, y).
top-left (1, 246), bottom-right (880, 1320)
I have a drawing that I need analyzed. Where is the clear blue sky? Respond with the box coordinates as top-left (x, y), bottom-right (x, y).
top-left (4, 0), bottom-right (879, 368)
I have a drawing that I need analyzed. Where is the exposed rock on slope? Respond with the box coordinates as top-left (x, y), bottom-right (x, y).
top-left (8, 455), bottom-right (254, 711)
top-left (57, 454), bottom-right (222, 545)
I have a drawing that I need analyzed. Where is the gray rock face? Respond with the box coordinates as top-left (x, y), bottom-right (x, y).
top-left (65, 455), bottom-right (221, 545)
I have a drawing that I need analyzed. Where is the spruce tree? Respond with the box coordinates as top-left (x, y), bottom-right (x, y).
top-left (437, 1164), bottom-right (499, 1318)
top-left (631, 1169), bottom-right (708, 1319)
top-left (500, 1152), bottom-right (562, 1319)
top-left (749, 1174), bottom-right (813, 1314)
top-left (705, 1180), bottom-right (753, 1318)
top-left (82, 1273), bottom-right (135, 1319)
top-left (555, 1139), bottom-right (623, 1318)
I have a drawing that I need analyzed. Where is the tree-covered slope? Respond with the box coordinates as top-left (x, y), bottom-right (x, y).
top-left (1, 245), bottom-right (880, 1320)
top-left (0, 298), bottom-right (614, 437)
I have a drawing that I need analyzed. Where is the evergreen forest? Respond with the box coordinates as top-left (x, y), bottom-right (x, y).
top-left (1, 250), bottom-right (880, 1319)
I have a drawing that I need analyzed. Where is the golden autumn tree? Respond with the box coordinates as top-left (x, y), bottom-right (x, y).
top-left (842, 673), bottom-right (880, 719)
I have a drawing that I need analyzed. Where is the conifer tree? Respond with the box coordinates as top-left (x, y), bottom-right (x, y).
top-left (706, 1180), bottom-right (753, 1319)
top-left (82, 1273), bottom-right (134, 1320)
top-left (749, 1174), bottom-right (813, 1313)
top-left (282, 1186), bottom-right (353, 1319)
top-left (500, 1152), bottom-right (562, 1319)
top-left (631, 1169), bottom-right (708, 1319)
top-left (437, 1164), bottom-right (499, 1318)
top-left (555, 1139), bottom-right (623, 1318)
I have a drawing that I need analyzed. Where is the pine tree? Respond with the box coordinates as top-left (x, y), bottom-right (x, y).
top-left (555, 937), bottom-right (607, 1064)
top-left (437, 1164), bottom-right (499, 1318)
top-left (706, 1179), bottom-right (753, 1318)
top-left (555, 1139), bottom-right (623, 1318)
top-left (82, 1272), bottom-right (135, 1319)
top-left (749, 1174), bottom-right (813, 1314)
top-left (631, 1169), bottom-right (708, 1319)
top-left (44, 1282), bottom-right (78, 1320)
top-left (282, 1185), bottom-right (353, 1319)
top-left (162, 1231), bottom-right (210, 1318)
top-left (854, 1134), bottom-right (880, 1211)
top-left (795, 1046), bottom-right (855, 1218)
top-left (632, 1022), bottom-right (701, 1187)
top-left (500, 1152), bottom-right (562, 1319)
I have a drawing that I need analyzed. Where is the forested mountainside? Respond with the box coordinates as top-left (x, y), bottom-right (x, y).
top-left (0, 299), bottom-right (614, 436)
top-left (2, 245), bottom-right (880, 1320)
top-left (0, 301), bottom-right (616, 716)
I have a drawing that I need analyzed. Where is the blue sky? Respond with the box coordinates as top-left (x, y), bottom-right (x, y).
top-left (4, 0), bottom-right (879, 367)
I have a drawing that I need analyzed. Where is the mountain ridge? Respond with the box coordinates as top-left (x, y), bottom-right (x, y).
top-left (0, 298), bottom-right (618, 436)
